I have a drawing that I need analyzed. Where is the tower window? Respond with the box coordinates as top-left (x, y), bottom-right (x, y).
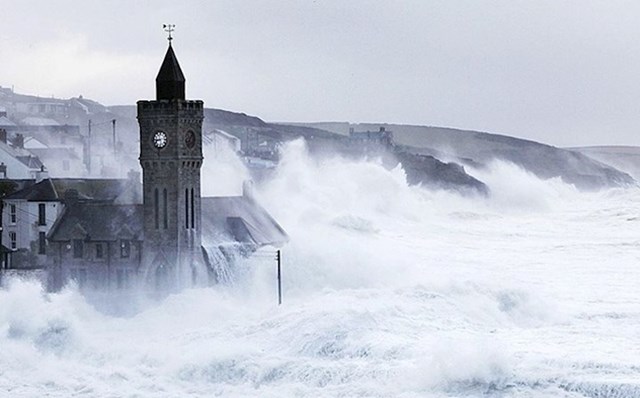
top-left (163, 188), bottom-right (168, 229)
top-left (191, 188), bottom-right (195, 229)
top-left (185, 188), bottom-right (189, 229)
top-left (154, 188), bottom-right (159, 229)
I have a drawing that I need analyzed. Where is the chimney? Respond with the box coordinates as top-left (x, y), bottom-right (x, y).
top-left (242, 180), bottom-right (254, 201)
top-left (35, 165), bottom-right (49, 183)
top-left (0, 129), bottom-right (6, 144)
top-left (0, 163), bottom-right (7, 179)
top-left (13, 133), bottom-right (24, 149)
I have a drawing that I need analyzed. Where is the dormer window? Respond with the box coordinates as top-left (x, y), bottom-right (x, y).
top-left (120, 240), bottom-right (130, 258)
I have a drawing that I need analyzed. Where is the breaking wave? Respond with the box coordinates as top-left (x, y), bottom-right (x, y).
top-left (1, 139), bottom-right (639, 396)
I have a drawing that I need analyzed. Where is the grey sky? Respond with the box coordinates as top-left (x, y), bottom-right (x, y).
top-left (2, 0), bottom-right (640, 147)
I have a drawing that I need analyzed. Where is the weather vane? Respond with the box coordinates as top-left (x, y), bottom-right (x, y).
top-left (163, 24), bottom-right (175, 43)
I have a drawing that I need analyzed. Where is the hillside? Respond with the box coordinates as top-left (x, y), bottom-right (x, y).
top-left (568, 146), bottom-right (640, 181)
top-left (108, 105), bottom-right (486, 194)
top-left (289, 122), bottom-right (634, 190)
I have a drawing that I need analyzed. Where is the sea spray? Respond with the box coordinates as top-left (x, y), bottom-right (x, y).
top-left (1, 140), bottom-right (639, 396)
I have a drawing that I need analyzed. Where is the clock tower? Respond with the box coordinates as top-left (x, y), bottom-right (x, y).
top-left (137, 40), bottom-right (206, 290)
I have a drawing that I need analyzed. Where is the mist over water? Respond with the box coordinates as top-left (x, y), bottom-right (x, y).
top-left (2, 140), bottom-right (640, 397)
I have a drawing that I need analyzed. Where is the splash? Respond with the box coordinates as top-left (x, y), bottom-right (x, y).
top-left (2, 139), bottom-right (640, 396)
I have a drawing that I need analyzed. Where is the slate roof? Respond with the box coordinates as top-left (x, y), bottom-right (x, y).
top-left (16, 155), bottom-right (43, 169)
top-left (47, 193), bottom-right (287, 247)
top-left (4, 178), bottom-right (132, 202)
top-left (156, 44), bottom-right (185, 100)
top-left (0, 140), bottom-right (43, 169)
top-left (201, 196), bottom-right (288, 247)
top-left (5, 178), bottom-right (57, 201)
top-left (48, 203), bottom-right (143, 242)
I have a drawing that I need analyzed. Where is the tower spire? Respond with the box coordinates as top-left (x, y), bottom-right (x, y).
top-left (156, 25), bottom-right (185, 100)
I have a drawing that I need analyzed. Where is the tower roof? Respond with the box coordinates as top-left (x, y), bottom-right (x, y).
top-left (156, 44), bottom-right (186, 100)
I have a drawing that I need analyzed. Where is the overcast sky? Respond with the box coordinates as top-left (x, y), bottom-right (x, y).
top-left (3, 1), bottom-right (640, 147)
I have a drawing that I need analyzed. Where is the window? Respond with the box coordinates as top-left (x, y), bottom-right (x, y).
top-left (185, 188), bottom-right (189, 229)
top-left (163, 189), bottom-right (168, 229)
top-left (38, 232), bottom-right (46, 255)
top-left (120, 240), bottom-right (130, 258)
top-left (191, 188), bottom-right (195, 229)
top-left (95, 243), bottom-right (103, 259)
top-left (154, 188), bottom-right (159, 229)
top-left (38, 203), bottom-right (46, 226)
top-left (9, 204), bottom-right (16, 224)
top-left (9, 232), bottom-right (16, 250)
top-left (73, 239), bottom-right (83, 258)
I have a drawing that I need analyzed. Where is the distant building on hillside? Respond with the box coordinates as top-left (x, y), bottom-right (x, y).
top-left (0, 130), bottom-right (44, 179)
top-left (348, 126), bottom-right (395, 153)
top-left (206, 129), bottom-right (241, 154)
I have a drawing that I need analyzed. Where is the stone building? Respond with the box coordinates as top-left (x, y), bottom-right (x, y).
top-left (348, 126), bottom-right (395, 153)
top-left (46, 41), bottom-right (287, 292)
top-left (2, 172), bottom-right (140, 269)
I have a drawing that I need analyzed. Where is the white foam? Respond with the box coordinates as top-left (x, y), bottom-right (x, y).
top-left (2, 140), bottom-right (639, 396)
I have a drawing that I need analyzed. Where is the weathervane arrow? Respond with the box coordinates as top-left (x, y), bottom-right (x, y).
top-left (163, 24), bottom-right (175, 43)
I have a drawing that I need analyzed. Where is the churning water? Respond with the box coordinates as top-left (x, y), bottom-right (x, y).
top-left (2, 140), bottom-right (640, 397)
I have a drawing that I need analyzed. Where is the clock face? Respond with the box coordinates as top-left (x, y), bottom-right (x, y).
top-left (153, 131), bottom-right (167, 148)
top-left (185, 130), bottom-right (196, 149)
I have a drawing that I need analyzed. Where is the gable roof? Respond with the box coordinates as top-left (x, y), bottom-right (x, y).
top-left (201, 196), bottom-right (288, 247)
top-left (4, 178), bottom-right (134, 202)
top-left (0, 139), bottom-right (43, 169)
top-left (5, 178), bottom-right (57, 201)
top-left (47, 203), bottom-right (143, 242)
top-left (46, 193), bottom-right (287, 247)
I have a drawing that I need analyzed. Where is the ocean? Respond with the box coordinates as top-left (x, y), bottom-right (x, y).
top-left (1, 140), bottom-right (639, 397)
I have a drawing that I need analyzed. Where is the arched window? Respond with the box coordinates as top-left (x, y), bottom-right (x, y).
top-left (154, 188), bottom-right (159, 229)
top-left (163, 188), bottom-right (168, 229)
top-left (185, 188), bottom-right (189, 229)
top-left (191, 188), bottom-right (195, 229)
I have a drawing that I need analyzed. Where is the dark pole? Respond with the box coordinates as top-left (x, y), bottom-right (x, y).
top-left (112, 119), bottom-right (117, 157)
top-left (277, 249), bottom-right (282, 305)
top-left (87, 119), bottom-right (92, 175)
